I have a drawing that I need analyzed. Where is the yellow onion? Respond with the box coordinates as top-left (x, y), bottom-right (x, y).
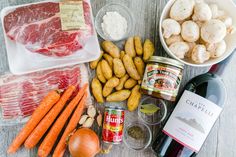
top-left (68, 128), bottom-right (100, 157)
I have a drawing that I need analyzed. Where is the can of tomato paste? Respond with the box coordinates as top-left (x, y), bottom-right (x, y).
top-left (102, 106), bottom-right (125, 144)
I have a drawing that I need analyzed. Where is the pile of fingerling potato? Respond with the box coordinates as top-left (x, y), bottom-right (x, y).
top-left (90, 36), bottom-right (155, 112)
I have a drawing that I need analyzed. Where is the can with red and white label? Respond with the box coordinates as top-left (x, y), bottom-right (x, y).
top-left (102, 106), bottom-right (125, 144)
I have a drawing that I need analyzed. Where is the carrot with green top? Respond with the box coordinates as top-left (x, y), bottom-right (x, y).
top-left (38, 84), bottom-right (88, 157)
top-left (7, 90), bottom-right (60, 154)
top-left (52, 91), bottom-right (88, 157)
top-left (24, 85), bottom-right (75, 149)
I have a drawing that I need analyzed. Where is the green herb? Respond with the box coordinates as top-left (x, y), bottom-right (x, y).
top-left (127, 126), bottom-right (144, 140)
top-left (140, 104), bottom-right (160, 115)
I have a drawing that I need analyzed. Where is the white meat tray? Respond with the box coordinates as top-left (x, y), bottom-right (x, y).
top-left (0, 0), bottom-right (100, 75)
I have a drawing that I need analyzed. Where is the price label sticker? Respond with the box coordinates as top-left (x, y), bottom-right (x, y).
top-left (59, 1), bottom-right (86, 31)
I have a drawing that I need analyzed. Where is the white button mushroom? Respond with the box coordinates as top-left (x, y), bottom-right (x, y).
top-left (170, 0), bottom-right (195, 21)
top-left (191, 44), bottom-right (210, 63)
top-left (162, 19), bottom-right (181, 38)
top-left (169, 42), bottom-right (190, 59)
top-left (195, 0), bottom-right (205, 3)
top-left (227, 26), bottom-right (236, 34)
top-left (195, 21), bottom-right (205, 28)
top-left (192, 3), bottom-right (212, 21)
top-left (201, 19), bottom-right (226, 43)
top-left (181, 21), bottom-right (200, 42)
top-left (206, 40), bottom-right (226, 58)
top-left (209, 4), bottom-right (225, 19)
top-left (185, 42), bottom-right (196, 58)
top-left (218, 16), bottom-right (233, 28)
top-left (165, 35), bottom-right (183, 46)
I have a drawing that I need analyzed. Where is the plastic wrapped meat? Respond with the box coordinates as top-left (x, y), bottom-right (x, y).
top-left (0, 64), bottom-right (90, 119)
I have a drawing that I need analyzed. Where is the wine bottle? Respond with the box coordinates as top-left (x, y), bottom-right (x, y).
top-left (152, 54), bottom-right (234, 157)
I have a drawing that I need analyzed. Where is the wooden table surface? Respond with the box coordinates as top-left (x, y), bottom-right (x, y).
top-left (1, 0), bottom-right (236, 157)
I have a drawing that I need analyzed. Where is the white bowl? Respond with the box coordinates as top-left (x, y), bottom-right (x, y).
top-left (159, 0), bottom-right (236, 67)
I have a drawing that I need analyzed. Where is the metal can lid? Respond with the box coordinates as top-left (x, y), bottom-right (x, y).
top-left (148, 56), bottom-right (184, 69)
top-left (105, 106), bottom-right (125, 111)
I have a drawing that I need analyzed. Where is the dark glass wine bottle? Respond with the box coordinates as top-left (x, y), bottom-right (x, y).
top-left (152, 54), bottom-right (234, 157)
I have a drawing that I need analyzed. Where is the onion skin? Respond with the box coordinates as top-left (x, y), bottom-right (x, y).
top-left (69, 128), bottom-right (100, 157)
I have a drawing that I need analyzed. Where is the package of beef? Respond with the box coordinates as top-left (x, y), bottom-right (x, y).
top-left (1, 0), bottom-right (100, 75)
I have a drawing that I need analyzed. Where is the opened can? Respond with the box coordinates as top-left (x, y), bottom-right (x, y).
top-left (102, 106), bottom-right (125, 144)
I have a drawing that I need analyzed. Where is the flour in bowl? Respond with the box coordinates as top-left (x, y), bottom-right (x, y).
top-left (101, 11), bottom-right (128, 40)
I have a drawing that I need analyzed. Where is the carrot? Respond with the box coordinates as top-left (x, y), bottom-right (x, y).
top-left (7, 90), bottom-right (60, 154)
top-left (52, 91), bottom-right (88, 157)
top-left (24, 85), bottom-right (75, 149)
top-left (38, 84), bottom-right (88, 157)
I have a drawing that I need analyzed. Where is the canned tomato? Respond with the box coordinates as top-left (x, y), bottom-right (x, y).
top-left (102, 106), bottom-right (125, 144)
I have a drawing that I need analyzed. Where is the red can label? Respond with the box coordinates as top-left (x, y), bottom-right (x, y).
top-left (102, 107), bottom-right (125, 144)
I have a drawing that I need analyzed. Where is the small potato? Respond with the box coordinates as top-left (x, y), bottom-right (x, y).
top-left (113, 58), bottom-right (126, 78)
top-left (125, 37), bottom-right (136, 57)
top-left (143, 39), bottom-right (155, 61)
top-left (101, 41), bottom-right (120, 58)
top-left (106, 90), bottom-right (131, 102)
top-left (103, 54), bottom-right (113, 67)
top-left (96, 62), bottom-right (106, 83)
top-left (127, 85), bottom-right (141, 112)
top-left (134, 36), bottom-right (143, 55)
top-left (91, 78), bottom-right (104, 103)
top-left (120, 51), bottom-right (126, 60)
top-left (101, 60), bottom-right (113, 80)
top-left (123, 54), bottom-right (141, 80)
top-left (124, 78), bottom-right (137, 89)
top-left (134, 57), bottom-right (145, 77)
top-left (116, 74), bottom-right (129, 90)
top-left (90, 51), bottom-right (103, 69)
top-left (103, 77), bottom-right (119, 97)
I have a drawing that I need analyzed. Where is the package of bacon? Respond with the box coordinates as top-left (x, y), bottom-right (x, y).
top-left (0, 64), bottom-right (90, 126)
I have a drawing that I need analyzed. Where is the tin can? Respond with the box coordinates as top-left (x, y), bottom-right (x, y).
top-left (141, 56), bottom-right (184, 102)
top-left (102, 106), bottom-right (125, 144)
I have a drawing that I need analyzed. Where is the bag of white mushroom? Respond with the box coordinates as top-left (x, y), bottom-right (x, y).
top-left (162, 0), bottom-right (236, 64)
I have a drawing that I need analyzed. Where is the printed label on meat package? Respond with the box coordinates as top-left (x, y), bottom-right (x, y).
top-left (59, 1), bottom-right (86, 30)
top-left (163, 90), bottom-right (222, 152)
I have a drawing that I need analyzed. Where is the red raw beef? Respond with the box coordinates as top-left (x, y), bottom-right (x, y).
top-left (3, 1), bottom-right (93, 57)
top-left (0, 64), bottom-right (90, 119)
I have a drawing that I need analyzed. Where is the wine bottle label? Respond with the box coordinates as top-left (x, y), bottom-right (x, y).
top-left (163, 90), bottom-right (222, 152)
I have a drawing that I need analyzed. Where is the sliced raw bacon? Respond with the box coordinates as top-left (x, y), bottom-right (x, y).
top-left (0, 64), bottom-right (90, 119)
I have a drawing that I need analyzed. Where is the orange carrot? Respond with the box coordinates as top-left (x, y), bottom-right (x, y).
top-left (52, 91), bottom-right (88, 157)
top-left (24, 85), bottom-right (75, 149)
top-left (38, 84), bottom-right (88, 157)
top-left (7, 90), bottom-right (60, 154)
